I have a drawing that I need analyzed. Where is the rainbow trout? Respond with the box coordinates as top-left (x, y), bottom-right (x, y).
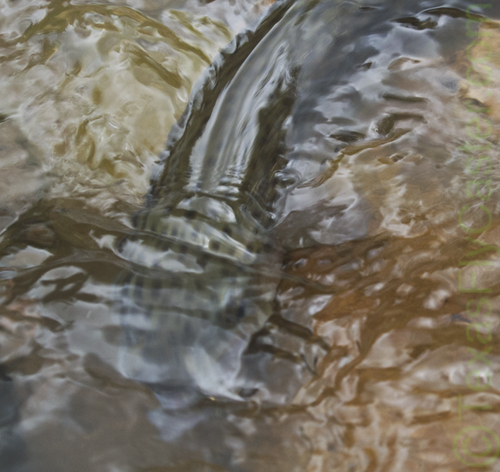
top-left (115, 0), bottom-right (493, 399)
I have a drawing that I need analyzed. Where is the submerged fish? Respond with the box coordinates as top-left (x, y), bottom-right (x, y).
top-left (115, 0), bottom-right (498, 400)
top-left (115, 0), bottom-right (299, 399)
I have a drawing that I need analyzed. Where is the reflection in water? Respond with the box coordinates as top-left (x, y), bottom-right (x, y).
top-left (0, 0), bottom-right (266, 212)
top-left (1, 0), bottom-right (500, 470)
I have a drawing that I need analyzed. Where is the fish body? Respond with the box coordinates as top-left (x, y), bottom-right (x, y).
top-left (115, 0), bottom-right (298, 398)
top-left (116, 203), bottom-right (282, 396)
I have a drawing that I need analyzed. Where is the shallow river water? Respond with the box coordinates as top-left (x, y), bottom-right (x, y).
top-left (2, 0), bottom-right (500, 471)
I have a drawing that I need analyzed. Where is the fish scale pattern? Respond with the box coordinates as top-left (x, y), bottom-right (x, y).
top-left (113, 0), bottom-right (300, 397)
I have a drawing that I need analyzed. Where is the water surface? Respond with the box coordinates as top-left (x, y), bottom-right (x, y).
top-left (2, 0), bottom-right (500, 471)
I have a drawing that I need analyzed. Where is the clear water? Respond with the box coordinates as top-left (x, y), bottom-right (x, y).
top-left (1, 0), bottom-right (500, 470)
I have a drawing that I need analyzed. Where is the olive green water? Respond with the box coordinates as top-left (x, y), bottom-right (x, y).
top-left (2, 0), bottom-right (500, 471)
